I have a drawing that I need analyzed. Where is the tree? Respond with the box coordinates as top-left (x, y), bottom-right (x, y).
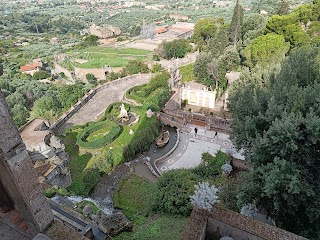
top-left (241, 14), bottom-right (267, 47)
top-left (151, 169), bottom-right (196, 216)
top-left (193, 18), bottom-right (218, 49)
top-left (194, 52), bottom-right (212, 86)
top-left (86, 73), bottom-right (97, 85)
top-left (124, 60), bottom-right (149, 74)
top-left (244, 33), bottom-right (290, 67)
top-left (30, 95), bottom-right (60, 122)
top-left (209, 24), bottom-right (230, 58)
top-left (230, 46), bottom-right (320, 238)
top-left (11, 103), bottom-right (29, 126)
top-left (190, 182), bottom-right (219, 211)
top-left (33, 70), bottom-right (50, 80)
top-left (274, 0), bottom-right (290, 15)
top-left (157, 39), bottom-right (192, 59)
top-left (229, 0), bottom-right (244, 45)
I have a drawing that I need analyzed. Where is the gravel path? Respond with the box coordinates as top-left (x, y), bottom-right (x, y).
top-left (58, 74), bottom-right (153, 133)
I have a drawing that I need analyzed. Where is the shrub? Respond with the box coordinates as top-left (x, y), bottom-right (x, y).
top-left (150, 169), bottom-right (196, 216)
top-left (192, 151), bottom-right (229, 179)
top-left (33, 70), bottom-right (51, 80)
top-left (76, 121), bottom-right (122, 149)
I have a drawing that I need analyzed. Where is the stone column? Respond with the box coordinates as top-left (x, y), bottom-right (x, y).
top-left (0, 92), bottom-right (53, 235)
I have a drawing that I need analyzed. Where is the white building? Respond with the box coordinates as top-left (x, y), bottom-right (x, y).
top-left (181, 82), bottom-right (217, 109)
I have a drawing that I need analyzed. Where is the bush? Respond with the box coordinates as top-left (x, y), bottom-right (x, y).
top-left (76, 121), bottom-right (122, 149)
top-left (33, 70), bottom-right (51, 80)
top-left (150, 169), bottom-right (196, 216)
top-left (157, 39), bottom-right (192, 59)
top-left (192, 151), bottom-right (229, 179)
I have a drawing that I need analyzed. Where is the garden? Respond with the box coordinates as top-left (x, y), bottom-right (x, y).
top-left (60, 46), bottom-right (151, 70)
top-left (62, 72), bottom-right (171, 196)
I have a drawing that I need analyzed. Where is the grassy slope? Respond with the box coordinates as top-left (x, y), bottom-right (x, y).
top-left (180, 63), bottom-right (194, 83)
top-left (113, 174), bottom-right (188, 240)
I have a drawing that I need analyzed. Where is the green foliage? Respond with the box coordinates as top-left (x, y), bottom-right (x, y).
top-left (126, 72), bottom-right (170, 110)
top-left (114, 174), bottom-right (154, 224)
top-left (81, 35), bottom-right (99, 48)
top-left (76, 121), bottom-right (122, 149)
top-left (85, 73), bottom-right (97, 85)
top-left (113, 174), bottom-right (188, 240)
top-left (114, 215), bottom-right (188, 240)
top-left (274, 0), bottom-right (290, 15)
top-left (229, 0), bottom-right (244, 45)
top-left (180, 64), bottom-right (195, 83)
top-left (229, 46), bottom-right (320, 238)
top-left (151, 63), bottom-right (163, 73)
top-left (55, 84), bottom-right (85, 110)
top-left (30, 95), bottom-right (61, 122)
top-left (194, 52), bottom-right (212, 86)
top-left (265, 4), bottom-right (318, 46)
top-left (209, 24), bottom-right (230, 58)
top-left (151, 169), bottom-right (196, 216)
top-left (11, 103), bottom-right (29, 126)
top-left (32, 70), bottom-right (51, 80)
top-left (241, 14), bottom-right (267, 47)
top-left (123, 60), bottom-right (149, 74)
top-left (158, 39), bottom-right (192, 59)
top-left (193, 18), bottom-right (219, 50)
top-left (192, 151), bottom-right (229, 179)
top-left (64, 131), bottom-right (100, 196)
top-left (244, 33), bottom-right (290, 67)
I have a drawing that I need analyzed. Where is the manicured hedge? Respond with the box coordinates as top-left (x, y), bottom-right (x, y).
top-left (76, 121), bottom-right (122, 149)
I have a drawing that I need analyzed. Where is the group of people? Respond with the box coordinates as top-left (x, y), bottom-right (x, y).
top-left (194, 127), bottom-right (218, 138)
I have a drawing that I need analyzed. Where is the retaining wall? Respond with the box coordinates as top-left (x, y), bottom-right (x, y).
top-left (49, 74), bottom-right (154, 132)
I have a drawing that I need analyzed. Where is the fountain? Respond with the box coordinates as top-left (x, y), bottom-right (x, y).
top-left (117, 103), bottom-right (138, 126)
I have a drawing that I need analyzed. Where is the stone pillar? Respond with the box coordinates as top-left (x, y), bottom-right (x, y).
top-left (0, 92), bottom-right (53, 235)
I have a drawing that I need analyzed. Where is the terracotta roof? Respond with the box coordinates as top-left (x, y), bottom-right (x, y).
top-left (20, 62), bottom-right (41, 72)
top-left (156, 27), bottom-right (168, 34)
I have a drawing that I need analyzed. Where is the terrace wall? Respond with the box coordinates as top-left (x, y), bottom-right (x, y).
top-left (49, 74), bottom-right (154, 132)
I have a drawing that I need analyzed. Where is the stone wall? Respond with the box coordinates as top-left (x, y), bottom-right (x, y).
top-left (74, 67), bottom-right (107, 82)
top-left (49, 74), bottom-right (153, 132)
top-left (181, 208), bottom-right (308, 240)
top-left (53, 62), bottom-right (74, 80)
top-left (0, 92), bottom-right (54, 235)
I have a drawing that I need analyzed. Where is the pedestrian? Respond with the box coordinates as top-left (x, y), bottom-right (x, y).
top-left (204, 126), bottom-right (207, 135)
top-left (215, 131), bottom-right (218, 138)
top-left (194, 127), bottom-right (198, 137)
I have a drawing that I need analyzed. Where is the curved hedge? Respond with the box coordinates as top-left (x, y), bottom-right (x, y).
top-left (76, 120), bottom-right (122, 149)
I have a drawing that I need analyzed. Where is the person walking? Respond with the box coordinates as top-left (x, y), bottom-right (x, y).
top-left (194, 127), bottom-right (198, 137)
top-left (215, 131), bottom-right (218, 138)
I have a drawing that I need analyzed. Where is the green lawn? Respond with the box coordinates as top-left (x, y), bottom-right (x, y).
top-left (113, 174), bottom-right (188, 240)
top-left (68, 46), bottom-right (151, 69)
top-left (77, 46), bottom-right (150, 55)
top-left (86, 125), bottom-right (111, 142)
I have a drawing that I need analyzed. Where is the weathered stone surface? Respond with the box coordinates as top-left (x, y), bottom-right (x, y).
top-left (0, 93), bottom-right (54, 234)
top-left (89, 24), bottom-right (121, 39)
top-left (146, 109), bottom-right (154, 118)
top-left (96, 211), bottom-right (133, 236)
top-left (82, 204), bottom-right (93, 215)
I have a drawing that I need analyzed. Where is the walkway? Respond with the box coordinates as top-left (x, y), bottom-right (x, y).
top-left (153, 125), bottom-right (244, 175)
top-left (58, 74), bottom-right (153, 133)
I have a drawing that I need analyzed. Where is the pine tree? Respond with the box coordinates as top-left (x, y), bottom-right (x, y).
top-left (229, 0), bottom-right (244, 46)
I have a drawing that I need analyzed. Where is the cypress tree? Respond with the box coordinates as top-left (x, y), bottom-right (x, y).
top-left (229, 0), bottom-right (244, 46)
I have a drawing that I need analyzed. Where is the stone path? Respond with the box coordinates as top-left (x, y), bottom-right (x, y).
top-left (155, 126), bottom-right (244, 174)
top-left (58, 74), bottom-right (153, 133)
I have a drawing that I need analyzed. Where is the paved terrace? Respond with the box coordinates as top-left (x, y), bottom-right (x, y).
top-left (58, 74), bottom-right (153, 133)
top-left (154, 125), bottom-right (245, 174)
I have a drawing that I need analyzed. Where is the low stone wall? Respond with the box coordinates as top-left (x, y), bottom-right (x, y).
top-left (181, 208), bottom-right (308, 240)
top-left (49, 74), bottom-right (154, 132)
top-left (74, 67), bottom-right (107, 82)
top-left (54, 62), bottom-right (74, 80)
